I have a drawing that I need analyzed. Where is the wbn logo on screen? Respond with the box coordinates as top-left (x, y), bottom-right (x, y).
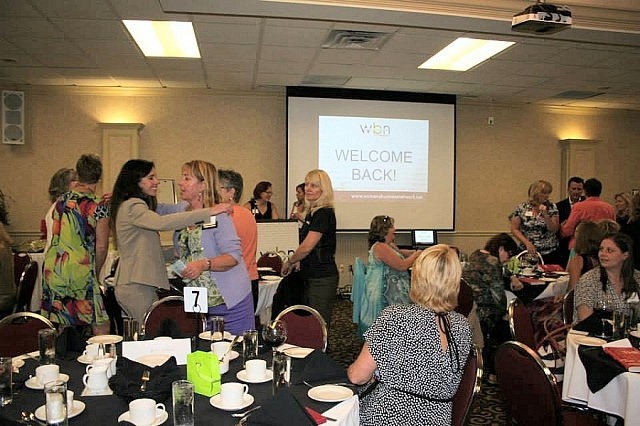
top-left (359, 122), bottom-right (391, 136)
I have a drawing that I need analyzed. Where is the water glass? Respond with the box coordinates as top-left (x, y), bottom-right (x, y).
top-left (123, 318), bottom-right (139, 341)
top-left (172, 380), bottom-right (194, 426)
top-left (613, 310), bottom-right (627, 339)
top-left (272, 352), bottom-right (291, 395)
top-left (628, 302), bottom-right (640, 331)
top-left (242, 329), bottom-right (258, 367)
top-left (209, 316), bottom-right (225, 342)
top-left (38, 329), bottom-right (57, 365)
top-left (44, 379), bottom-right (68, 426)
top-left (0, 357), bottom-right (12, 406)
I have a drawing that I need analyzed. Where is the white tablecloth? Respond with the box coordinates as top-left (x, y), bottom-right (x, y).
top-left (29, 251), bottom-right (118, 311)
top-left (256, 278), bottom-right (281, 325)
top-left (562, 332), bottom-right (640, 420)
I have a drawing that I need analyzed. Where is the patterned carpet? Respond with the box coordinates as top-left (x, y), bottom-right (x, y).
top-left (327, 298), bottom-right (508, 425)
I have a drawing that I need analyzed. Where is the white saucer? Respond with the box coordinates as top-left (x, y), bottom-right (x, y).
top-left (81, 386), bottom-right (113, 396)
top-left (261, 275), bottom-right (281, 281)
top-left (630, 330), bottom-right (640, 339)
top-left (77, 354), bottom-right (94, 364)
top-left (283, 347), bottom-right (314, 358)
top-left (236, 369), bottom-right (273, 383)
top-left (12, 358), bottom-right (25, 370)
top-left (35, 401), bottom-right (86, 420)
top-left (198, 331), bottom-right (241, 342)
top-left (87, 334), bottom-right (123, 345)
top-left (218, 350), bottom-right (240, 361)
top-left (136, 353), bottom-right (171, 367)
top-left (308, 385), bottom-right (354, 402)
top-left (118, 408), bottom-right (168, 425)
top-left (209, 393), bottom-right (254, 411)
top-left (25, 374), bottom-right (70, 390)
top-left (574, 336), bottom-right (607, 346)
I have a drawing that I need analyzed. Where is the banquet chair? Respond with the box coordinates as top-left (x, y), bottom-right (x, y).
top-left (141, 295), bottom-right (205, 339)
top-left (508, 297), bottom-right (536, 349)
top-left (257, 252), bottom-right (284, 275)
top-left (516, 250), bottom-right (545, 266)
top-left (455, 278), bottom-right (474, 317)
top-left (451, 345), bottom-right (482, 426)
top-left (13, 252), bottom-right (31, 291)
top-left (562, 289), bottom-right (574, 326)
top-left (274, 304), bottom-right (328, 352)
top-left (495, 341), bottom-right (605, 426)
top-left (0, 311), bottom-right (55, 357)
top-left (13, 260), bottom-right (38, 313)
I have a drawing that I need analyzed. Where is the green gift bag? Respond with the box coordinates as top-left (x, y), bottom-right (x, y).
top-left (187, 350), bottom-right (221, 397)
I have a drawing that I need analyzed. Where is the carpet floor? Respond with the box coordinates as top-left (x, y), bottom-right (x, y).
top-left (326, 298), bottom-right (508, 425)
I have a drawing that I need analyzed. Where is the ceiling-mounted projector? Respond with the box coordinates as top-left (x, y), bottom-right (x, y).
top-left (512, 2), bottom-right (572, 34)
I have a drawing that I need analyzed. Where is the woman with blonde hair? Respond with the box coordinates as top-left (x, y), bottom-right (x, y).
top-left (348, 245), bottom-right (472, 424)
top-left (614, 192), bottom-right (632, 227)
top-left (509, 179), bottom-right (561, 264)
top-left (282, 169), bottom-right (338, 325)
top-left (174, 161), bottom-right (254, 334)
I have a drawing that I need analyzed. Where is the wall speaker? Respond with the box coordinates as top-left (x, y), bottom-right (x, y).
top-left (2, 90), bottom-right (25, 145)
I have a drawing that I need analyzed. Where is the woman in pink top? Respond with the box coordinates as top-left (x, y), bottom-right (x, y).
top-left (218, 169), bottom-right (260, 313)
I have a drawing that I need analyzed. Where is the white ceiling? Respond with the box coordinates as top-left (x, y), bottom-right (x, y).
top-left (1, 0), bottom-right (639, 110)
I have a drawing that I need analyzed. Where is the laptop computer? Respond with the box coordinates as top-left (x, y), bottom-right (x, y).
top-left (411, 229), bottom-right (438, 249)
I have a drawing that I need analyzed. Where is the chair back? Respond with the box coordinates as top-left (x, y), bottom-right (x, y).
top-left (274, 304), bottom-right (328, 351)
top-left (516, 250), bottom-right (545, 266)
top-left (0, 312), bottom-right (55, 357)
top-left (455, 278), bottom-right (474, 317)
top-left (13, 252), bottom-right (31, 290)
top-left (14, 260), bottom-right (38, 313)
top-left (508, 297), bottom-right (536, 348)
top-left (563, 289), bottom-right (574, 325)
top-left (452, 345), bottom-right (483, 426)
top-left (141, 296), bottom-right (204, 339)
top-left (257, 252), bottom-right (284, 275)
top-left (495, 341), bottom-right (561, 426)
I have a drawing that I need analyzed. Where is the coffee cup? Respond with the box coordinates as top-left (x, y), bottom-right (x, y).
top-left (83, 343), bottom-right (101, 361)
top-left (82, 365), bottom-right (109, 392)
top-left (245, 359), bottom-right (267, 381)
top-left (129, 398), bottom-right (166, 425)
top-left (35, 364), bottom-right (59, 386)
top-left (87, 358), bottom-right (114, 378)
top-left (220, 382), bottom-right (248, 407)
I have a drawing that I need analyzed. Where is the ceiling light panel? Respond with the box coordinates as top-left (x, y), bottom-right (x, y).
top-left (419, 38), bottom-right (515, 71)
top-left (123, 20), bottom-right (200, 58)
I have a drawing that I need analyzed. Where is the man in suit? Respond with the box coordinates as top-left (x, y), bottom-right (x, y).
top-left (556, 177), bottom-right (584, 266)
top-left (561, 177), bottom-right (616, 249)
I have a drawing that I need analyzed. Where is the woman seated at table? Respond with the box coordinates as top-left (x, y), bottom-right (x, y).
top-left (566, 221), bottom-right (603, 292)
top-left (348, 245), bottom-right (472, 425)
top-left (462, 233), bottom-right (519, 381)
top-left (355, 215), bottom-right (420, 337)
top-left (174, 160), bottom-right (254, 335)
top-left (574, 232), bottom-right (640, 322)
top-left (243, 181), bottom-right (280, 219)
top-left (509, 179), bottom-right (561, 265)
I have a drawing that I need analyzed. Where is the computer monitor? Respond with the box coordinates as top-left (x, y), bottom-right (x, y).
top-left (412, 229), bottom-right (438, 249)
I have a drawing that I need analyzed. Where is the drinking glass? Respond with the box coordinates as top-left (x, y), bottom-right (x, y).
top-left (172, 380), bottom-right (194, 426)
top-left (0, 357), bottom-right (12, 406)
top-left (38, 329), bottom-right (57, 365)
top-left (44, 379), bottom-right (68, 426)
top-left (594, 297), bottom-right (613, 339)
top-left (272, 352), bottom-right (291, 395)
top-left (262, 320), bottom-right (287, 367)
top-left (209, 316), bottom-right (225, 342)
top-left (242, 329), bottom-right (259, 368)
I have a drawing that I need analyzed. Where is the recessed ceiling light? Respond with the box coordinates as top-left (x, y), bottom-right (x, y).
top-left (419, 37), bottom-right (515, 71)
top-left (123, 20), bottom-right (200, 58)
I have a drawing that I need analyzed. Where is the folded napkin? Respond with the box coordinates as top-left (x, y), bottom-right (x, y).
top-left (246, 388), bottom-right (315, 426)
top-left (298, 350), bottom-right (348, 385)
top-left (305, 407), bottom-right (329, 425)
top-left (578, 345), bottom-right (624, 393)
top-left (572, 312), bottom-right (606, 335)
top-left (109, 354), bottom-right (182, 402)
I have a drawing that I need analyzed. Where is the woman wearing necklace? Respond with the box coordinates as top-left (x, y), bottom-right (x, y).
top-left (575, 232), bottom-right (640, 321)
top-left (175, 161), bottom-right (254, 335)
top-left (41, 154), bottom-right (110, 334)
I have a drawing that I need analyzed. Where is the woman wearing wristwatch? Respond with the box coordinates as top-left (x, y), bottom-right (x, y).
top-left (174, 160), bottom-right (254, 335)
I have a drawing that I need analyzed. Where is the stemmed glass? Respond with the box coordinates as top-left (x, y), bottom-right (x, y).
top-left (262, 320), bottom-right (287, 367)
top-left (595, 296), bottom-right (614, 339)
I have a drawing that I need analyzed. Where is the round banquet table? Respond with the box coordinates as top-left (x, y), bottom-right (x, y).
top-left (1, 338), bottom-right (350, 425)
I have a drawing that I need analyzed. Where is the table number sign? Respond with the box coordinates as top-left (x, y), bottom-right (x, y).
top-left (184, 287), bottom-right (208, 313)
